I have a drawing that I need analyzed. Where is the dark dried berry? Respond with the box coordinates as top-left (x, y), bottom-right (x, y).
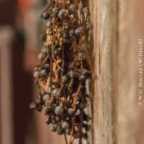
top-left (75, 27), bottom-right (83, 36)
top-left (40, 69), bottom-right (47, 77)
top-left (51, 88), bottom-right (61, 97)
top-left (58, 9), bottom-right (66, 19)
top-left (29, 102), bottom-right (36, 109)
top-left (43, 94), bottom-right (49, 101)
top-left (56, 126), bottom-right (64, 135)
top-left (75, 109), bottom-right (81, 116)
top-left (61, 121), bottom-right (69, 129)
top-left (33, 71), bottom-right (39, 78)
top-left (38, 52), bottom-right (46, 61)
top-left (69, 4), bottom-right (75, 12)
top-left (55, 105), bottom-right (63, 115)
top-left (48, 124), bottom-right (57, 131)
top-left (41, 12), bottom-right (49, 20)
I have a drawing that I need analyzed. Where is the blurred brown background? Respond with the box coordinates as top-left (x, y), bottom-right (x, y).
top-left (0, 0), bottom-right (64, 144)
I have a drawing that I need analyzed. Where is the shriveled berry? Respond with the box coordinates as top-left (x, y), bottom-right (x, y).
top-left (68, 70), bottom-right (74, 78)
top-left (62, 75), bottom-right (68, 83)
top-left (79, 74), bottom-right (85, 81)
top-left (69, 29), bottom-right (75, 37)
top-left (58, 9), bottom-right (66, 19)
top-left (61, 121), bottom-right (69, 129)
top-left (48, 124), bottom-right (57, 132)
top-left (43, 94), bottom-right (49, 101)
top-left (52, 7), bottom-right (58, 16)
top-left (83, 108), bottom-right (89, 115)
top-left (82, 127), bottom-right (87, 134)
top-left (41, 48), bottom-right (48, 53)
top-left (55, 116), bottom-right (60, 122)
top-left (69, 4), bottom-right (75, 12)
top-left (40, 69), bottom-right (47, 76)
top-left (75, 109), bottom-right (81, 116)
top-left (43, 64), bottom-right (49, 69)
top-left (41, 11), bottom-right (49, 20)
top-left (33, 71), bottom-right (39, 78)
top-left (56, 126), bottom-right (64, 135)
top-left (29, 102), bottom-right (36, 109)
top-left (51, 89), bottom-right (61, 97)
top-left (46, 20), bottom-right (51, 27)
top-left (75, 27), bottom-right (83, 36)
top-left (68, 108), bottom-right (74, 115)
top-left (38, 52), bottom-right (46, 61)
top-left (55, 105), bottom-right (63, 115)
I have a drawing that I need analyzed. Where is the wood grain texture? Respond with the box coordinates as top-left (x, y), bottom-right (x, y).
top-left (115, 1), bottom-right (137, 144)
top-left (90, 0), bottom-right (118, 144)
top-left (90, 0), bottom-right (138, 144)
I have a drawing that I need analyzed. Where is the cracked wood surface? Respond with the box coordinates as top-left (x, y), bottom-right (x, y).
top-left (91, 0), bottom-right (139, 144)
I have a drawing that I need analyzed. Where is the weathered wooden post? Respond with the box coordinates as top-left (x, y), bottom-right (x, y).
top-left (90, 0), bottom-right (138, 144)
top-left (90, 0), bottom-right (118, 143)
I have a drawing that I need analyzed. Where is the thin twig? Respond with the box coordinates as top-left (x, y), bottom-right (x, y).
top-left (64, 134), bottom-right (68, 144)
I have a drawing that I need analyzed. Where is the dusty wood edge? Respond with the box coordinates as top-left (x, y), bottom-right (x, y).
top-left (88, 1), bottom-right (95, 144)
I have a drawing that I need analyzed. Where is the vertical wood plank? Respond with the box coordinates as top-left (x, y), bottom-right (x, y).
top-left (0, 27), bottom-right (14, 144)
top-left (115, 0), bottom-right (138, 144)
top-left (90, 0), bottom-right (118, 144)
top-left (91, 0), bottom-right (138, 144)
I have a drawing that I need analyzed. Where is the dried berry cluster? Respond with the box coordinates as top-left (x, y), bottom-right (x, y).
top-left (31, 0), bottom-right (92, 143)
